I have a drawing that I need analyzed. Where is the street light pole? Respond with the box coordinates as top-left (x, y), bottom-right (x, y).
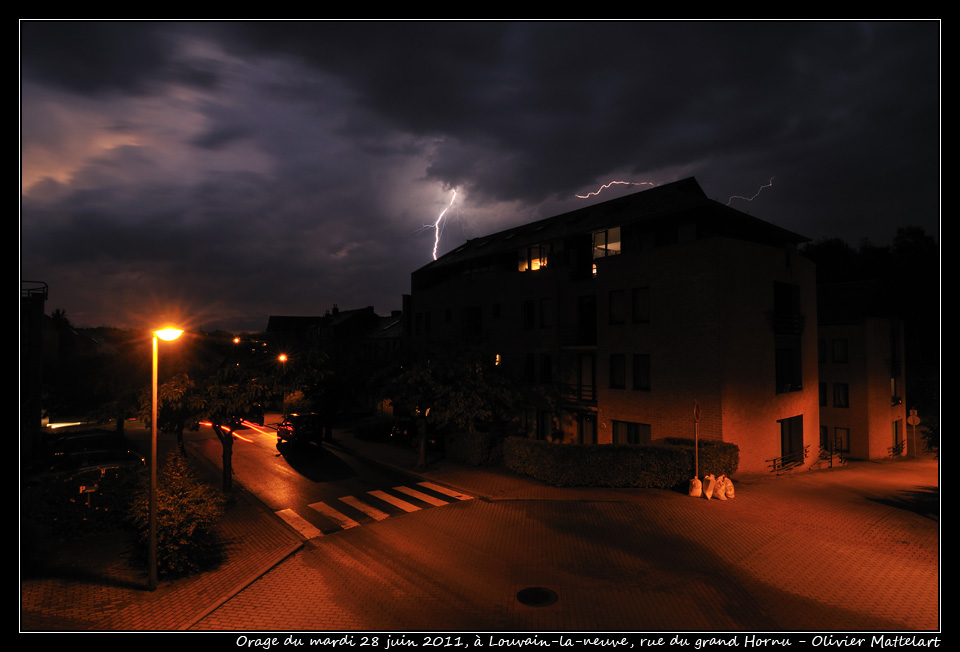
top-left (149, 328), bottom-right (182, 591)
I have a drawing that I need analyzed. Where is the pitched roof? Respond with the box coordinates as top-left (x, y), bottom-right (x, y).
top-left (416, 177), bottom-right (806, 272)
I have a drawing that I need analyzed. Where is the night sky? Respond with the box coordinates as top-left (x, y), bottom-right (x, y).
top-left (20, 20), bottom-right (941, 332)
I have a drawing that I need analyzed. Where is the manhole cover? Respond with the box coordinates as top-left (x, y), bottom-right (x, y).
top-left (516, 586), bottom-right (558, 607)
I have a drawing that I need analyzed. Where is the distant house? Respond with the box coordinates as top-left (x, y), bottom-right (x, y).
top-left (267, 305), bottom-right (404, 415)
top-left (817, 281), bottom-right (909, 460)
top-left (407, 177), bottom-right (820, 474)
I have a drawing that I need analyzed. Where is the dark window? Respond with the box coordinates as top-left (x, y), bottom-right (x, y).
top-left (775, 338), bottom-right (803, 393)
top-left (540, 298), bottom-right (553, 328)
top-left (632, 287), bottom-right (650, 323)
top-left (524, 353), bottom-right (536, 382)
top-left (463, 306), bottom-right (480, 337)
top-left (535, 410), bottom-right (553, 440)
top-left (779, 415), bottom-right (804, 459)
top-left (540, 353), bottom-right (552, 384)
top-left (831, 339), bottom-right (848, 363)
top-left (833, 383), bottom-right (849, 408)
top-left (609, 289), bottom-right (625, 325)
top-left (578, 413), bottom-right (598, 444)
top-left (523, 299), bottom-right (535, 329)
top-left (834, 427), bottom-right (850, 453)
top-left (632, 354), bottom-right (651, 391)
top-left (609, 354), bottom-right (626, 389)
top-left (819, 382), bottom-right (827, 406)
top-left (613, 420), bottom-right (651, 445)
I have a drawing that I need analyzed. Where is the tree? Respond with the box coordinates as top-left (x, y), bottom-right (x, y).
top-left (138, 373), bottom-right (202, 454)
top-left (386, 343), bottom-right (522, 469)
top-left (196, 363), bottom-right (267, 493)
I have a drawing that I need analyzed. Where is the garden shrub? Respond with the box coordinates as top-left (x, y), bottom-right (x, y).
top-left (129, 450), bottom-right (226, 578)
top-left (503, 437), bottom-right (739, 489)
top-left (445, 431), bottom-right (504, 466)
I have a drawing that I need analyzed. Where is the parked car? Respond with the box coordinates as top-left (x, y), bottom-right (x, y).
top-left (389, 419), bottom-right (416, 446)
top-left (276, 413), bottom-right (322, 444)
top-left (389, 418), bottom-right (444, 451)
top-left (44, 430), bottom-right (129, 458)
top-left (26, 448), bottom-right (146, 485)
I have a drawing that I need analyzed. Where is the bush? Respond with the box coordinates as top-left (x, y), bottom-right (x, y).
top-left (22, 466), bottom-right (140, 536)
top-left (503, 437), bottom-right (739, 489)
top-left (129, 451), bottom-right (226, 579)
top-left (445, 431), bottom-right (504, 466)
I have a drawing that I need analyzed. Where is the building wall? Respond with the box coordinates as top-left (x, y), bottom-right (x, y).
top-left (819, 317), bottom-right (907, 460)
top-left (592, 236), bottom-right (819, 472)
top-left (409, 228), bottom-right (819, 474)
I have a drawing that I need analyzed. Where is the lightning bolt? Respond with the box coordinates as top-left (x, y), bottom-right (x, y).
top-left (575, 180), bottom-right (656, 199)
top-left (424, 189), bottom-right (457, 260)
top-left (727, 177), bottom-right (775, 205)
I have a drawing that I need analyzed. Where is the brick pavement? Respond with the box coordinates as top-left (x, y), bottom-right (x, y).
top-left (20, 427), bottom-right (939, 632)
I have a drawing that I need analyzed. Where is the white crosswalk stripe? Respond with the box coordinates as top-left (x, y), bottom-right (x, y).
top-left (275, 508), bottom-right (324, 539)
top-left (368, 489), bottom-right (421, 512)
top-left (277, 484), bottom-right (475, 539)
top-left (309, 501), bottom-right (360, 529)
top-left (418, 481), bottom-right (474, 501)
top-left (394, 485), bottom-right (449, 506)
top-left (339, 495), bottom-right (390, 521)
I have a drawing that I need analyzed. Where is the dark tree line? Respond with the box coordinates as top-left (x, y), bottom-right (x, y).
top-left (801, 225), bottom-right (940, 445)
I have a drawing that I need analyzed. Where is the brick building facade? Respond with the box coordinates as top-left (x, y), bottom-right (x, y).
top-left (407, 178), bottom-right (820, 473)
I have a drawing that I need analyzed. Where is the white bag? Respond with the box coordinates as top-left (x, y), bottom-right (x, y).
top-left (725, 477), bottom-right (735, 499)
top-left (703, 474), bottom-right (716, 499)
top-left (715, 475), bottom-right (728, 500)
top-left (688, 477), bottom-right (702, 497)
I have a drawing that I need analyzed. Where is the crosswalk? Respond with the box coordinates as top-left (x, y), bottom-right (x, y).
top-left (275, 481), bottom-right (474, 539)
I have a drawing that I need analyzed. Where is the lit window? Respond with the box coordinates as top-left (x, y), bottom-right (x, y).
top-left (519, 243), bottom-right (550, 271)
top-left (592, 227), bottom-right (621, 259)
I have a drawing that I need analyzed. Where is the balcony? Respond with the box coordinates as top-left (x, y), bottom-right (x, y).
top-left (559, 383), bottom-right (597, 405)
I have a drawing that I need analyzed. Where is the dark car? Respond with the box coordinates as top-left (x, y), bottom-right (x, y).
top-left (389, 419), bottom-right (416, 446)
top-left (26, 448), bottom-right (146, 485)
top-left (44, 430), bottom-right (129, 458)
top-left (390, 418), bottom-right (444, 451)
top-left (276, 413), bottom-right (322, 444)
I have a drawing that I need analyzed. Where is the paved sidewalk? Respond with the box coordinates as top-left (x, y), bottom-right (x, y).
top-left (20, 423), bottom-right (940, 632)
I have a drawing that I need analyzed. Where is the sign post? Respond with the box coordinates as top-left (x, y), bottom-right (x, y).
top-left (694, 400), bottom-right (701, 478)
top-left (907, 409), bottom-right (921, 458)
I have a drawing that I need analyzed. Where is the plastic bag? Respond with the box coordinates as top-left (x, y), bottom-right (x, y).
top-left (725, 477), bottom-right (735, 499)
top-left (688, 477), bottom-right (702, 497)
top-left (703, 474), bottom-right (716, 499)
top-left (715, 475), bottom-right (728, 500)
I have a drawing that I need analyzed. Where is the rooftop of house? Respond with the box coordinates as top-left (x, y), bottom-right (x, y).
top-left (415, 177), bottom-right (808, 274)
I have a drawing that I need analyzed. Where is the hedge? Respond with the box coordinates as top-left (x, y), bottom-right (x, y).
top-left (445, 431), bottom-right (504, 466)
top-left (502, 437), bottom-right (739, 489)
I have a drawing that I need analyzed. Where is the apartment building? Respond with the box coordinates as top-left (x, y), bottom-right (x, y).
top-left (818, 281), bottom-right (909, 460)
top-left (407, 178), bottom-right (819, 473)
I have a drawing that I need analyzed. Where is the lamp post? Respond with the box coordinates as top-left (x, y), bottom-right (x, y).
top-left (278, 354), bottom-right (288, 414)
top-left (149, 327), bottom-right (183, 591)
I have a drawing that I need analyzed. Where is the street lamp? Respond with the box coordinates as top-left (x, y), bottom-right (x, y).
top-left (278, 354), bottom-right (288, 414)
top-left (149, 327), bottom-right (182, 590)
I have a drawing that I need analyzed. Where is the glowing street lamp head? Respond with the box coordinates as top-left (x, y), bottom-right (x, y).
top-left (278, 354), bottom-right (288, 363)
top-left (155, 328), bottom-right (183, 341)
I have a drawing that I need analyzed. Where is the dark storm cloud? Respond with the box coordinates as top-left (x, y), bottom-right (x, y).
top-left (20, 20), bottom-right (940, 331)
